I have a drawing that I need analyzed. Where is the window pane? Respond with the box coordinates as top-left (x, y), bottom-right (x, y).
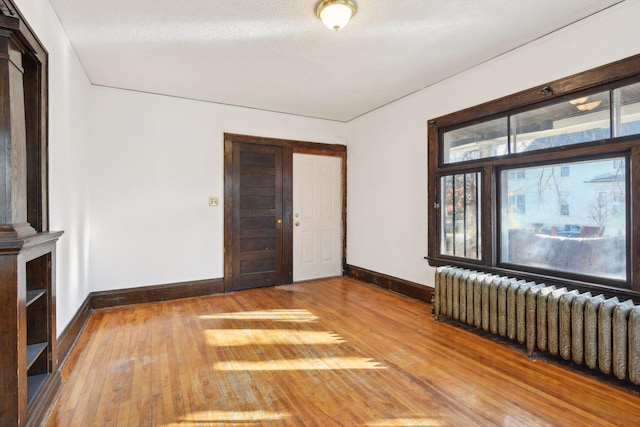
top-left (614, 82), bottom-right (640, 137)
top-left (511, 91), bottom-right (611, 153)
top-left (441, 172), bottom-right (481, 259)
top-left (443, 118), bottom-right (508, 163)
top-left (501, 158), bottom-right (626, 281)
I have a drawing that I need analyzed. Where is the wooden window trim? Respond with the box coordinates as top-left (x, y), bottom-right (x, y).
top-left (427, 54), bottom-right (640, 301)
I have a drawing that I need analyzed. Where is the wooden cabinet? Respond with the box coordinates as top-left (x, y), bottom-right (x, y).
top-left (0, 1), bottom-right (61, 425)
top-left (1, 232), bottom-right (62, 426)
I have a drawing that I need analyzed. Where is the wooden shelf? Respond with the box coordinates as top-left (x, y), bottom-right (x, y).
top-left (26, 374), bottom-right (49, 409)
top-left (26, 289), bottom-right (46, 307)
top-left (26, 342), bottom-right (47, 370)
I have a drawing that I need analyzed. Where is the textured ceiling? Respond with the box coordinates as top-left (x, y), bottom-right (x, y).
top-left (48, 0), bottom-right (623, 122)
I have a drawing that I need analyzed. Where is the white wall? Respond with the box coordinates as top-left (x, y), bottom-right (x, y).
top-left (346, 1), bottom-right (640, 288)
top-left (16, 0), bottom-right (347, 336)
top-left (15, 0), bottom-right (94, 336)
top-left (86, 88), bottom-right (346, 293)
top-left (14, 0), bottom-right (640, 336)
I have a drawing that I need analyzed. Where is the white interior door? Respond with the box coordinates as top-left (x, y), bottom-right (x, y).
top-left (293, 153), bottom-right (342, 282)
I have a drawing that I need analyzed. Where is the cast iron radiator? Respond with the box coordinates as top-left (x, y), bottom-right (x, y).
top-left (434, 266), bottom-right (640, 385)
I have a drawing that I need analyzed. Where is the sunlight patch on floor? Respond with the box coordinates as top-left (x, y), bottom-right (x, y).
top-left (214, 357), bottom-right (386, 371)
top-left (200, 309), bottom-right (318, 322)
top-left (366, 418), bottom-right (445, 426)
top-left (167, 410), bottom-right (290, 425)
top-left (205, 329), bottom-right (346, 346)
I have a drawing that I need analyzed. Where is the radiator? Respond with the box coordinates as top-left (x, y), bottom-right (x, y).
top-left (434, 266), bottom-right (640, 385)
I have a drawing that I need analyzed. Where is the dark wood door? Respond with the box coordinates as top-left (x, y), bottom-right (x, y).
top-left (230, 142), bottom-right (284, 291)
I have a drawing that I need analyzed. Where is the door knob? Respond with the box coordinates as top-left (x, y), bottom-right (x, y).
top-left (295, 221), bottom-right (300, 227)
top-left (276, 218), bottom-right (282, 229)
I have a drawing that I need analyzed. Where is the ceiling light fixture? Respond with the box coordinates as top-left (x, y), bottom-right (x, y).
top-left (317, 0), bottom-right (356, 31)
top-left (576, 100), bottom-right (602, 112)
top-left (569, 96), bottom-right (589, 105)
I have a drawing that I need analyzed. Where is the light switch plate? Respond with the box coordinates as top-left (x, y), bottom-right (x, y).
top-left (209, 196), bottom-right (219, 206)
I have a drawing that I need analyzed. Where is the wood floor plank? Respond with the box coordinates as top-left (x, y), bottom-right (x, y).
top-left (46, 277), bottom-right (640, 426)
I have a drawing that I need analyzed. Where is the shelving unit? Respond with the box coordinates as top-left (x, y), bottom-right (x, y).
top-left (26, 252), bottom-right (53, 407)
top-left (0, 1), bottom-right (63, 426)
top-left (1, 233), bottom-right (62, 426)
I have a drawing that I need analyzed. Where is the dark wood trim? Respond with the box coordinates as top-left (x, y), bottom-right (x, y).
top-left (0, 0), bottom-right (50, 236)
top-left (427, 121), bottom-right (438, 261)
top-left (292, 146), bottom-right (346, 156)
top-left (345, 264), bottom-right (433, 304)
top-left (223, 137), bottom-right (233, 292)
top-left (431, 54), bottom-right (640, 129)
top-left (484, 165), bottom-right (496, 266)
top-left (224, 133), bottom-right (347, 287)
top-left (224, 133), bottom-right (346, 153)
top-left (341, 151), bottom-right (347, 273)
top-left (57, 294), bottom-right (91, 369)
top-left (631, 146), bottom-right (640, 291)
top-left (91, 278), bottom-right (224, 309)
top-left (283, 146), bottom-right (294, 283)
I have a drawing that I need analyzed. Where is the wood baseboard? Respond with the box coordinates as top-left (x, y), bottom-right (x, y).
top-left (91, 278), bottom-right (225, 309)
top-left (345, 264), bottom-right (433, 304)
top-left (57, 295), bottom-right (92, 369)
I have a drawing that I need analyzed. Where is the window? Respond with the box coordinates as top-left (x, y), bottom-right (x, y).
top-left (508, 170), bottom-right (525, 179)
top-left (613, 159), bottom-right (624, 170)
top-left (440, 172), bottom-right (481, 259)
top-left (501, 159), bottom-right (625, 281)
top-left (428, 54), bottom-right (640, 293)
top-left (510, 90), bottom-right (611, 154)
top-left (441, 89), bottom-right (619, 165)
top-left (613, 82), bottom-right (640, 137)
top-left (507, 194), bottom-right (526, 214)
top-left (443, 118), bottom-right (508, 163)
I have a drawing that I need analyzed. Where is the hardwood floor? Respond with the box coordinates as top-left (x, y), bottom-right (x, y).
top-left (46, 277), bottom-right (640, 426)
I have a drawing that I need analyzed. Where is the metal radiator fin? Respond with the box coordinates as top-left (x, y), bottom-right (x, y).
top-left (629, 306), bottom-right (640, 384)
top-left (598, 296), bottom-right (619, 375)
top-left (547, 288), bottom-right (567, 357)
top-left (535, 285), bottom-right (556, 353)
top-left (613, 300), bottom-right (635, 380)
top-left (585, 294), bottom-right (605, 370)
top-left (571, 292), bottom-right (591, 365)
top-left (559, 290), bottom-right (579, 361)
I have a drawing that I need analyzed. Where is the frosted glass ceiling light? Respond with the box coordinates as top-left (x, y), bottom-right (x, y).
top-left (317, 0), bottom-right (356, 31)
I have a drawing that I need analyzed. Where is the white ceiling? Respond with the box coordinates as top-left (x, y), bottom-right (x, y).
top-left (49, 0), bottom-right (623, 122)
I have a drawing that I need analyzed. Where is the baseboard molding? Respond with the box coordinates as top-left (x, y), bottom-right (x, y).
top-left (345, 264), bottom-right (433, 304)
top-left (91, 277), bottom-right (225, 309)
top-left (57, 294), bottom-right (92, 369)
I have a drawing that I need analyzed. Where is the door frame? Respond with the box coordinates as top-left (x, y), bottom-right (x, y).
top-left (224, 133), bottom-right (347, 292)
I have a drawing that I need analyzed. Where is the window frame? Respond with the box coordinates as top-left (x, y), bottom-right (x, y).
top-left (427, 54), bottom-right (640, 299)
